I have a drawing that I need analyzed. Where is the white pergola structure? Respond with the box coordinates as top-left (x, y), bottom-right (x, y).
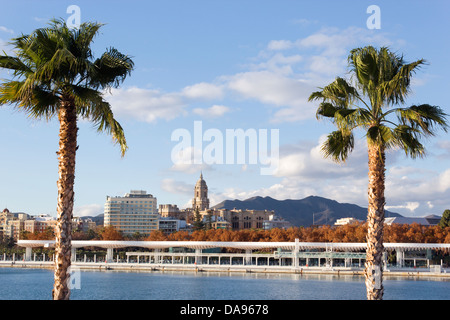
top-left (16, 239), bottom-right (450, 269)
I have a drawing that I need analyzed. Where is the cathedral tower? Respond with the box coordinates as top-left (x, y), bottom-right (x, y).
top-left (192, 172), bottom-right (209, 211)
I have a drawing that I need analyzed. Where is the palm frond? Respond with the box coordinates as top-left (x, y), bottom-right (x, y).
top-left (396, 104), bottom-right (448, 136)
top-left (0, 80), bottom-right (59, 119)
top-left (321, 129), bottom-right (354, 163)
top-left (90, 100), bottom-right (128, 157)
top-left (392, 124), bottom-right (425, 159)
top-left (89, 47), bottom-right (134, 90)
top-left (379, 59), bottom-right (425, 106)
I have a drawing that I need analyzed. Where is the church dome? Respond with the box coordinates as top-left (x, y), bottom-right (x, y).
top-left (195, 173), bottom-right (207, 189)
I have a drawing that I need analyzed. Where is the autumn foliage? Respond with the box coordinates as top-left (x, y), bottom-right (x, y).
top-left (149, 222), bottom-right (450, 243)
top-left (20, 223), bottom-right (450, 243)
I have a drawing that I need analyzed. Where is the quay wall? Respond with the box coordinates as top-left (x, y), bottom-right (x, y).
top-left (1, 260), bottom-right (449, 279)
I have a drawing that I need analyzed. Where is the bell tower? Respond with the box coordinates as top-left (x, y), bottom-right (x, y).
top-left (192, 172), bottom-right (209, 211)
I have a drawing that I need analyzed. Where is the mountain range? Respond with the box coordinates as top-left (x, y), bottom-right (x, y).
top-left (212, 195), bottom-right (402, 227)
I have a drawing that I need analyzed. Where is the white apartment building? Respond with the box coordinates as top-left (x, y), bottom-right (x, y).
top-left (104, 190), bottom-right (158, 236)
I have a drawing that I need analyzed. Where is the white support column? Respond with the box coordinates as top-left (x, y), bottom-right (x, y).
top-left (25, 247), bottom-right (32, 261)
top-left (294, 238), bottom-right (299, 268)
top-left (154, 249), bottom-right (161, 264)
top-left (106, 248), bottom-right (113, 262)
top-left (245, 249), bottom-right (252, 265)
top-left (396, 250), bottom-right (404, 267)
top-left (71, 247), bottom-right (76, 262)
top-left (195, 249), bottom-right (202, 265)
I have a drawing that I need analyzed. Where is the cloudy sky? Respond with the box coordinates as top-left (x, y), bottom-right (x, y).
top-left (0, 0), bottom-right (449, 218)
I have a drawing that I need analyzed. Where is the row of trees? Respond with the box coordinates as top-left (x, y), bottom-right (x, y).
top-left (20, 223), bottom-right (450, 244)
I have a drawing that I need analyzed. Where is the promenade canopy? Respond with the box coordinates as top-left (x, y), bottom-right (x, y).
top-left (17, 240), bottom-right (450, 251)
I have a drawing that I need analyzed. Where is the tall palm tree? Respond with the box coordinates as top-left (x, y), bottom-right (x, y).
top-left (308, 46), bottom-right (447, 300)
top-left (0, 19), bottom-right (133, 300)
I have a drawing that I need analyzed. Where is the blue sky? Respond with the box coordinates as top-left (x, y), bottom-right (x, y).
top-left (0, 0), bottom-right (449, 218)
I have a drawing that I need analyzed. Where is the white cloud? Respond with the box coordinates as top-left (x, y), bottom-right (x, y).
top-left (267, 40), bottom-right (293, 51)
top-left (182, 82), bottom-right (224, 100)
top-left (74, 204), bottom-right (103, 217)
top-left (386, 202), bottom-right (420, 212)
top-left (222, 26), bottom-right (402, 123)
top-left (250, 53), bottom-right (303, 75)
top-left (0, 26), bottom-right (14, 34)
top-left (170, 146), bottom-right (211, 174)
top-left (106, 26), bottom-right (403, 125)
top-left (225, 70), bottom-right (317, 122)
top-left (192, 105), bottom-right (230, 118)
top-left (105, 81), bottom-right (226, 123)
top-left (161, 178), bottom-right (193, 195)
top-left (106, 87), bottom-right (186, 123)
top-left (274, 135), bottom-right (368, 180)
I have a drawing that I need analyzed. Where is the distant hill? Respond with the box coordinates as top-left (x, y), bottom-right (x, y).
top-left (212, 196), bottom-right (402, 227)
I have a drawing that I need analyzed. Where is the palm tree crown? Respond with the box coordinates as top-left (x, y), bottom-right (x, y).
top-left (309, 46), bottom-right (447, 162)
top-left (0, 18), bottom-right (133, 155)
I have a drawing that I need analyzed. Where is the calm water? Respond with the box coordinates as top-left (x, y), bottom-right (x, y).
top-left (0, 267), bottom-right (449, 300)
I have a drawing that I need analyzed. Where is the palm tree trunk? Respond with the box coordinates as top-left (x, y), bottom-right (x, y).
top-left (52, 98), bottom-right (78, 300)
top-left (364, 144), bottom-right (386, 300)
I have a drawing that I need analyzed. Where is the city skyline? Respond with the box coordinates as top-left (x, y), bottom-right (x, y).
top-left (0, 1), bottom-right (449, 218)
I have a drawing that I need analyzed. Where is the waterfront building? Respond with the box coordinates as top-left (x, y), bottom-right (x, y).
top-left (0, 209), bottom-right (57, 239)
top-left (223, 208), bottom-right (274, 230)
top-left (72, 216), bottom-right (97, 232)
top-left (23, 218), bottom-right (57, 234)
top-left (0, 209), bottom-right (14, 237)
top-left (159, 217), bottom-right (187, 234)
top-left (385, 215), bottom-right (441, 226)
top-left (211, 219), bottom-right (231, 230)
top-left (199, 208), bottom-right (275, 230)
top-left (263, 214), bottom-right (292, 230)
top-left (159, 204), bottom-right (182, 218)
top-left (334, 217), bottom-right (364, 226)
top-left (104, 190), bottom-right (158, 236)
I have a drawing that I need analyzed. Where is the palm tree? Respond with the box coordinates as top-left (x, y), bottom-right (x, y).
top-left (0, 19), bottom-right (133, 300)
top-left (308, 46), bottom-right (447, 300)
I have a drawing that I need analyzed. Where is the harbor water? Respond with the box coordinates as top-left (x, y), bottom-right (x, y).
top-left (0, 267), bottom-right (449, 300)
